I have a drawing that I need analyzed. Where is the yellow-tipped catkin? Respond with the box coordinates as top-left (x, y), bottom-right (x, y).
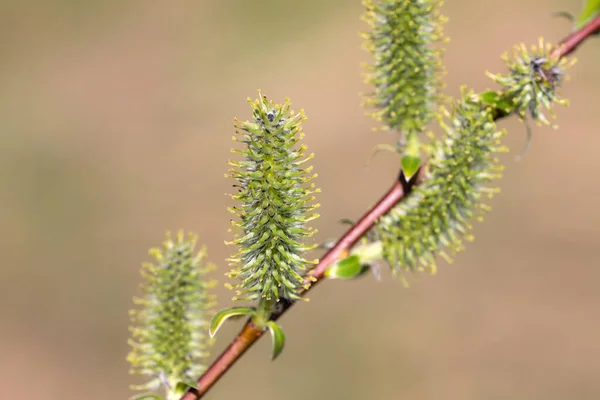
top-left (127, 231), bottom-right (216, 399)
top-left (378, 89), bottom-right (508, 278)
top-left (486, 38), bottom-right (574, 127)
top-left (226, 92), bottom-right (320, 302)
top-left (362, 0), bottom-right (447, 142)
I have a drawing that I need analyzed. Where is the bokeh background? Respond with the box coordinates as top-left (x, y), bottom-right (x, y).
top-left (1, 1), bottom-right (600, 399)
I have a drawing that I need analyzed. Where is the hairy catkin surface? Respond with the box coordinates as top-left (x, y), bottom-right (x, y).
top-left (226, 94), bottom-right (320, 302)
top-left (128, 231), bottom-right (215, 394)
top-left (487, 38), bottom-right (573, 127)
top-left (362, 0), bottom-right (446, 140)
top-left (378, 91), bottom-right (507, 278)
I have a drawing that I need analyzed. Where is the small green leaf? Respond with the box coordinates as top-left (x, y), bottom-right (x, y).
top-left (326, 255), bottom-right (368, 279)
top-left (477, 90), bottom-right (517, 120)
top-left (401, 155), bottom-right (421, 179)
top-left (209, 307), bottom-right (255, 337)
top-left (401, 132), bottom-right (421, 179)
top-left (479, 91), bottom-right (515, 111)
top-left (266, 321), bottom-right (286, 360)
top-left (576, 0), bottom-right (600, 29)
top-left (174, 380), bottom-right (199, 396)
top-left (479, 90), bottom-right (500, 104)
top-left (129, 394), bottom-right (164, 400)
top-left (176, 380), bottom-right (198, 391)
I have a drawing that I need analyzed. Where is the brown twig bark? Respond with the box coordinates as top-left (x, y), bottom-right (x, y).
top-left (180, 14), bottom-right (600, 400)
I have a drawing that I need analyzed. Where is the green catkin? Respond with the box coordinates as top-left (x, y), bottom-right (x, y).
top-left (226, 92), bottom-right (320, 302)
top-left (362, 0), bottom-right (446, 144)
top-left (127, 231), bottom-right (216, 399)
top-left (487, 38), bottom-right (574, 127)
top-left (378, 89), bottom-right (508, 279)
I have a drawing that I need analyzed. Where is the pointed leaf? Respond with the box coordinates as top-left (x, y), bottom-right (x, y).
top-left (401, 155), bottom-right (421, 180)
top-left (176, 380), bottom-right (198, 391)
top-left (266, 321), bottom-right (285, 360)
top-left (479, 91), bottom-right (515, 111)
top-left (173, 380), bottom-right (199, 397)
top-left (209, 307), bottom-right (255, 337)
top-left (326, 255), bottom-right (368, 280)
top-left (478, 91), bottom-right (517, 120)
top-left (479, 90), bottom-right (501, 104)
top-left (401, 132), bottom-right (421, 179)
top-left (576, 0), bottom-right (600, 29)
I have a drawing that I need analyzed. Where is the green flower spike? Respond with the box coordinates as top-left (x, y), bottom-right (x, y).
top-left (486, 38), bottom-right (575, 128)
top-left (362, 0), bottom-right (447, 159)
top-left (378, 88), bottom-right (508, 283)
top-left (127, 231), bottom-right (216, 400)
top-left (225, 92), bottom-right (320, 303)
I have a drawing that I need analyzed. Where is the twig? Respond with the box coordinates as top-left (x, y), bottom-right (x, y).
top-left (553, 14), bottom-right (600, 59)
top-left (180, 14), bottom-right (600, 400)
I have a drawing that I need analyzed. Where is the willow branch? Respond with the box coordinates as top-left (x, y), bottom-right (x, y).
top-left (181, 170), bottom-right (420, 399)
top-left (180, 14), bottom-right (600, 400)
top-left (553, 14), bottom-right (600, 59)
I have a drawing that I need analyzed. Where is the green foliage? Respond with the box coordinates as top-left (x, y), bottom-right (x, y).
top-left (326, 255), bottom-right (367, 279)
top-left (479, 90), bottom-right (517, 116)
top-left (486, 39), bottom-right (574, 128)
top-left (577, 0), bottom-right (600, 29)
top-left (400, 131), bottom-right (422, 178)
top-left (362, 0), bottom-right (446, 147)
top-left (127, 231), bottom-right (216, 400)
top-left (266, 321), bottom-right (286, 360)
top-left (226, 92), bottom-right (320, 302)
top-left (209, 306), bottom-right (255, 337)
top-left (378, 89), bottom-right (507, 281)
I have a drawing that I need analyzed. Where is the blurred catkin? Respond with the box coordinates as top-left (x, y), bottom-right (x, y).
top-left (378, 89), bottom-right (507, 281)
top-left (362, 0), bottom-right (447, 145)
top-left (127, 231), bottom-right (216, 400)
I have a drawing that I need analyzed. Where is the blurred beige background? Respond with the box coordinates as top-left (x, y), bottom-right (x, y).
top-left (1, 1), bottom-right (600, 399)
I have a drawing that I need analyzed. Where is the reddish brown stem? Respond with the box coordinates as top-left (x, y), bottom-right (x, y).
top-left (181, 14), bottom-right (600, 400)
top-left (553, 14), bottom-right (600, 59)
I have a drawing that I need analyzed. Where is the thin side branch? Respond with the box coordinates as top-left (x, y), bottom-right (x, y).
top-left (553, 14), bottom-right (600, 59)
top-left (181, 14), bottom-right (600, 400)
